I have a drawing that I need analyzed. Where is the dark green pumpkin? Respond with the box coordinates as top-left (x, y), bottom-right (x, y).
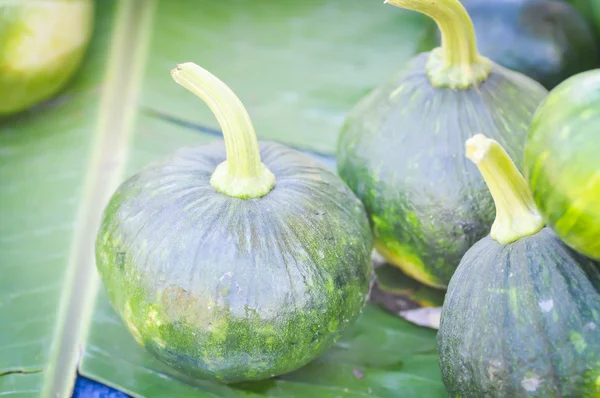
top-left (0, 0), bottom-right (94, 115)
top-left (424, 0), bottom-right (600, 89)
top-left (439, 227), bottom-right (600, 397)
top-left (438, 135), bottom-right (600, 397)
top-left (95, 65), bottom-right (373, 383)
top-left (525, 69), bottom-right (600, 261)
top-left (337, 0), bottom-right (547, 289)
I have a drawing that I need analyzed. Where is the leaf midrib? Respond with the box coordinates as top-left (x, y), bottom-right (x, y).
top-left (40, 1), bottom-right (156, 397)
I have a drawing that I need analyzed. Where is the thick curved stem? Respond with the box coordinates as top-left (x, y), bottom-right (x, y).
top-left (466, 134), bottom-right (544, 244)
top-left (171, 63), bottom-right (275, 198)
top-left (385, 0), bottom-right (491, 89)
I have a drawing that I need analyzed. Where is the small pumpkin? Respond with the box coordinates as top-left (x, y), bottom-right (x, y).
top-left (429, 0), bottom-right (600, 89)
top-left (0, 0), bottom-right (94, 115)
top-left (336, 0), bottom-right (547, 288)
top-left (525, 69), bottom-right (600, 260)
top-left (95, 63), bottom-right (373, 383)
top-left (438, 134), bottom-right (600, 397)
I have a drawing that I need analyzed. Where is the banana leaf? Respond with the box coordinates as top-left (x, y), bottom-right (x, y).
top-left (0, 0), bottom-right (441, 396)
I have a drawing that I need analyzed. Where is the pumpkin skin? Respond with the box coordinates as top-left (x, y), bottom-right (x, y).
top-left (95, 141), bottom-right (373, 383)
top-left (438, 227), bottom-right (600, 397)
top-left (337, 53), bottom-right (547, 288)
top-left (525, 70), bottom-right (600, 260)
top-left (0, 0), bottom-right (94, 115)
top-left (427, 0), bottom-right (600, 90)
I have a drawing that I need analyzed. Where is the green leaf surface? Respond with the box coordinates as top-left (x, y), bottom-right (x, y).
top-left (0, 2), bottom-right (117, 396)
top-left (0, 0), bottom-right (439, 396)
top-left (140, 0), bottom-right (431, 154)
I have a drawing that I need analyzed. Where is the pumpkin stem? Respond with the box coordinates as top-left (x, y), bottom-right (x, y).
top-left (466, 134), bottom-right (544, 244)
top-left (171, 63), bottom-right (275, 199)
top-left (385, 0), bottom-right (491, 89)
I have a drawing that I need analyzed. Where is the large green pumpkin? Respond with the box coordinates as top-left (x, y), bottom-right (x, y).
top-left (438, 135), bottom-right (600, 397)
top-left (0, 0), bottom-right (94, 116)
top-left (525, 69), bottom-right (600, 261)
top-left (95, 64), bottom-right (373, 383)
top-left (337, 0), bottom-right (547, 288)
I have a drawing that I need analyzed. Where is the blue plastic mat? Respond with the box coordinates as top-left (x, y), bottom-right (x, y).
top-left (73, 376), bottom-right (130, 398)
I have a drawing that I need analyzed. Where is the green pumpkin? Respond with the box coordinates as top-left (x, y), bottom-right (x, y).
top-left (525, 70), bottom-right (600, 261)
top-left (0, 0), bottom-right (94, 116)
top-left (430, 0), bottom-right (599, 89)
top-left (337, 0), bottom-right (547, 288)
top-left (95, 63), bottom-right (373, 383)
top-left (438, 135), bottom-right (600, 397)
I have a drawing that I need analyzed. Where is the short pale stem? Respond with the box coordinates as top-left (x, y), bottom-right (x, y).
top-left (466, 134), bottom-right (544, 244)
top-left (171, 63), bottom-right (275, 199)
top-left (385, 0), bottom-right (491, 89)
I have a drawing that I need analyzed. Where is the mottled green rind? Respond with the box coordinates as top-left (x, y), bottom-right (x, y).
top-left (95, 141), bottom-right (373, 383)
top-left (0, 1), bottom-right (94, 115)
top-left (438, 227), bottom-right (600, 397)
top-left (446, 0), bottom-right (599, 90)
top-left (337, 52), bottom-right (547, 288)
top-left (525, 70), bottom-right (600, 261)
